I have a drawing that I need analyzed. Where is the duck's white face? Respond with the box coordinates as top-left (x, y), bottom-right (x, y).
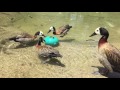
top-left (48, 26), bottom-right (55, 34)
top-left (95, 27), bottom-right (101, 35)
top-left (39, 31), bottom-right (44, 36)
top-left (49, 26), bottom-right (54, 31)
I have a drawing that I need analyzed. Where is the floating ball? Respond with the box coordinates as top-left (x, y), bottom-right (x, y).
top-left (44, 36), bottom-right (59, 46)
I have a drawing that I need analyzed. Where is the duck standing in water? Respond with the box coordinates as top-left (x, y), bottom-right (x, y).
top-left (47, 24), bottom-right (72, 37)
top-left (9, 31), bottom-right (45, 45)
top-left (90, 27), bottom-right (120, 75)
top-left (36, 37), bottom-right (62, 64)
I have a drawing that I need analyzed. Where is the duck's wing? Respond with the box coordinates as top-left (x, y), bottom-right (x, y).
top-left (104, 43), bottom-right (120, 70)
top-left (38, 46), bottom-right (60, 58)
top-left (99, 54), bottom-right (113, 73)
top-left (19, 33), bottom-right (33, 38)
top-left (58, 26), bottom-right (67, 33)
top-left (59, 25), bottom-right (72, 33)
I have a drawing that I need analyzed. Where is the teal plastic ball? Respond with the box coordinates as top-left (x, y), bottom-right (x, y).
top-left (44, 36), bottom-right (59, 46)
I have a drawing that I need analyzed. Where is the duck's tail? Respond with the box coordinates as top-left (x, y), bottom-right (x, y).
top-left (69, 26), bottom-right (72, 29)
top-left (9, 37), bottom-right (19, 42)
top-left (49, 53), bottom-right (62, 58)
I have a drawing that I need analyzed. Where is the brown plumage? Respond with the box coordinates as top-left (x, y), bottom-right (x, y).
top-left (36, 37), bottom-right (62, 63)
top-left (47, 24), bottom-right (72, 37)
top-left (90, 27), bottom-right (120, 75)
top-left (9, 31), bottom-right (45, 45)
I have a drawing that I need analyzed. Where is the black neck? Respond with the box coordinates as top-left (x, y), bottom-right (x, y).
top-left (99, 34), bottom-right (109, 45)
top-left (37, 37), bottom-right (43, 45)
top-left (101, 33), bottom-right (109, 40)
top-left (100, 28), bottom-right (109, 40)
top-left (52, 27), bottom-right (56, 34)
top-left (53, 31), bottom-right (56, 34)
top-left (37, 39), bottom-right (41, 45)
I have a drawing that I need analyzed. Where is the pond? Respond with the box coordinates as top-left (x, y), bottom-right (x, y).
top-left (0, 12), bottom-right (120, 78)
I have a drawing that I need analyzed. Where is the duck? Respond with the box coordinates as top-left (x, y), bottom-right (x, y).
top-left (9, 31), bottom-right (45, 45)
top-left (36, 37), bottom-right (62, 64)
top-left (47, 24), bottom-right (72, 37)
top-left (90, 27), bottom-right (120, 75)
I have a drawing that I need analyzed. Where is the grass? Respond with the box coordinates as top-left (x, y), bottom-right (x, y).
top-left (0, 12), bottom-right (120, 78)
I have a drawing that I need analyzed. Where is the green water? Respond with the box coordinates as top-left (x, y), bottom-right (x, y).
top-left (1, 12), bottom-right (120, 43)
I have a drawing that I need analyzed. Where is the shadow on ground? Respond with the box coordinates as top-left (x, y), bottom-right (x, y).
top-left (59, 39), bottom-right (75, 42)
top-left (47, 58), bottom-right (65, 67)
top-left (92, 66), bottom-right (120, 78)
top-left (39, 56), bottom-right (65, 67)
top-left (15, 40), bottom-right (38, 49)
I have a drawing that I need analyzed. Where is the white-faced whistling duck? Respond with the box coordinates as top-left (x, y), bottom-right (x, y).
top-left (9, 31), bottom-right (45, 45)
top-left (47, 24), bottom-right (72, 37)
top-left (36, 37), bottom-right (62, 64)
top-left (90, 27), bottom-right (120, 75)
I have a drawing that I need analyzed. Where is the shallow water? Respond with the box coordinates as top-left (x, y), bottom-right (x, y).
top-left (0, 12), bottom-right (120, 78)
top-left (2, 12), bottom-right (119, 42)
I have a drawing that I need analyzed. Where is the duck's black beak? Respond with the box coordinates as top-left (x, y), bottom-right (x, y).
top-left (42, 34), bottom-right (46, 37)
top-left (89, 32), bottom-right (97, 37)
top-left (47, 30), bottom-right (51, 34)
